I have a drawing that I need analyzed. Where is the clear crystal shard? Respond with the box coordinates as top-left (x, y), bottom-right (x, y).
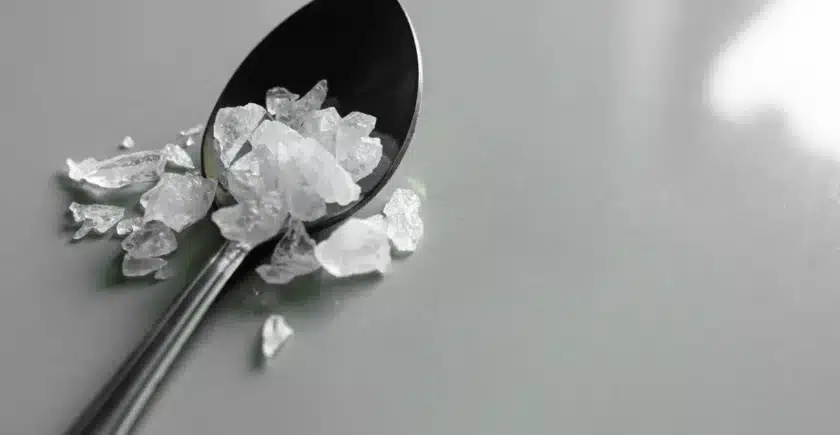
top-left (116, 217), bottom-right (144, 237)
top-left (211, 191), bottom-right (288, 249)
top-left (314, 217), bottom-right (391, 277)
top-left (122, 255), bottom-right (167, 277)
top-left (121, 221), bottom-right (178, 258)
top-left (179, 124), bottom-right (204, 147)
top-left (161, 143), bottom-right (195, 169)
top-left (261, 314), bottom-right (293, 360)
top-left (299, 107), bottom-right (340, 153)
top-left (339, 136), bottom-right (382, 181)
top-left (141, 173), bottom-right (217, 232)
top-left (266, 87), bottom-right (299, 121)
top-left (154, 265), bottom-right (175, 280)
top-left (256, 220), bottom-right (321, 285)
top-left (213, 103), bottom-right (267, 167)
top-left (292, 137), bottom-right (360, 206)
top-left (119, 136), bottom-right (135, 149)
top-left (335, 111), bottom-right (377, 159)
top-left (383, 188), bottom-right (423, 252)
top-left (66, 151), bottom-right (165, 189)
top-left (283, 79), bottom-right (328, 130)
top-left (69, 202), bottom-right (125, 239)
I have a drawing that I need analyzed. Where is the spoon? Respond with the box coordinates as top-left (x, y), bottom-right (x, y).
top-left (66, 0), bottom-right (422, 432)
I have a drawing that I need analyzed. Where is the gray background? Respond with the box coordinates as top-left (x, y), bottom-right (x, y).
top-left (2, 0), bottom-right (840, 433)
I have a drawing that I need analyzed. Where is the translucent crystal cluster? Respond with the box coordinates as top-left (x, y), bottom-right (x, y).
top-left (69, 202), bottom-right (125, 239)
top-left (161, 144), bottom-right (195, 169)
top-left (120, 221), bottom-right (177, 278)
top-left (141, 173), bottom-right (216, 232)
top-left (256, 220), bottom-right (321, 285)
top-left (211, 191), bottom-right (288, 249)
top-left (116, 217), bottom-right (143, 237)
top-left (67, 151), bottom-right (165, 189)
top-left (383, 188), bottom-right (424, 252)
top-left (213, 103), bottom-right (267, 167)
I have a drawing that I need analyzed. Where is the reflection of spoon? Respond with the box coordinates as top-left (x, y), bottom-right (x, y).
top-left (66, 0), bottom-right (422, 432)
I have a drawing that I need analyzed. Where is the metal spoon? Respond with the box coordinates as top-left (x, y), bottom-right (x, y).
top-left (66, 0), bottom-right (422, 432)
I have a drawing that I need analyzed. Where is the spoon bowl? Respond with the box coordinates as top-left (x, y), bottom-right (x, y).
top-left (68, 1), bottom-right (421, 433)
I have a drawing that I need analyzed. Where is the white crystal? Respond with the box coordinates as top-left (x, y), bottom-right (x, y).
top-left (121, 221), bottom-right (178, 258)
top-left (383, 188), bottom-right (423, 252)
top-left (119, 136), bottom-right (135, 149)
top-left (291, 137), bottom-right (360, 206)
top-left (66, 151), bottom-right (165, 189)
top-left (184, 136), bottom-right (197, 147)
top-left (261, 314), bottom-right (293, 360)
top-left (161, 144), bottom-right (195, 169)
top-left (256, 219), bottom-right (320, 285)
top-left (122, 255), bottom-right (167, 277)
top-left (266, 87), bottom-right (299, 120)
top-left (335, 111), bottom-right (377, 159)
top-left (154, 265), bottom-right (175, 280)
top-left (299, 107), bottom-right (340, 154)
top-left (314, 217), bottom-right (391, 277)
top-left (365, 214), bottom-right (387, 233)
top-left (179, 124), bottom-right (204, 147)
top-left (283, 79), bottom-right (328, 130)
top-left (69, 202), bottom-right (125, 239)
top-left (339, 136), bottom-right (382, 181)
top-left (141, 173), bottom-right (217, 232)
top-left (116, 217), bottom-right (144, 236)
top-left (211, 191), bottom-right (288, 249)
top-left (213, 103), bottom-right (267, 167)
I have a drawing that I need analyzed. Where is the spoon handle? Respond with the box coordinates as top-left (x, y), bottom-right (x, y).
top-left (66, 241), bottom-right (249, 435)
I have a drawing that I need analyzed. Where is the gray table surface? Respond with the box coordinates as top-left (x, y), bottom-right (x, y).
top-left (3, 0), bottom-right (840, 433)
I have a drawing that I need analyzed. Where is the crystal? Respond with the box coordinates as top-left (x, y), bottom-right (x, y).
top-left (69, 202), bottom-right (125, 239)
top-left (383, 188), bottom-right (423, 252)
top-left (184, 136), bottom-right (196, 147)
top-left (179, 123), bottom-right (204, 145)
top-left (213, 103), bottom-right (267, 167)
top-left (335, 111), bottom-right (377, 160)
top-left (314, 217), bottom-right (391, 277)
top-left (365, 214), bottom-right (387, 233)
top-left (251, 119), bottom-right (304, 152)
top-left (299, 107), bottom-right (340, 154)
top-left (116, 217), bottom-right (144, 236)
top-left (261, 314), bottom-right (293, 360)
top-left (291, 137), bottom-right (360, 206)
top-left (256, 219), bottom-right (320, 285)
top-left (66, 151), bottom-right (165, 189)
top-left (121, 221), bottom-right (178, 258)
top-left (339, 136), bottom-right (382, 181)
top-left (161, 143), bottom-right (195, 169)
top-left (266, 87), bottom-right (299, 120)
top-left (122, 255), bottom-right (167, 277)
top-left (211, 191), bottom-right (288, 249)
top-left (141, 173), bottom-right (217, 232)
top-left (154, 265), bottom-right (175, 280)
top-left (285, 187), bottom-right (327, 221)
top-left (284, 79), bottom-right (328, 130)
top-left (119, 136), bottom-right (135, 149)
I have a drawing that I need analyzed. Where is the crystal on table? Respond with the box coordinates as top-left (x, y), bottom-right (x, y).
top-left (261, 314), bottom-right (293, 360)
top-left (299, 107), bottom-right (340, 154)
top-left (161, 143), bottom-right (195, 169)
top-left (178, 123), bottom-right (204, 146)
top-left (211, 191), bottom-right (289, 249)
top-left (314, 217), bottom-right (391, 277)
top-left (69, 202), bottom-right (125, 239)
top-left (121, 221), bottom-right (178, 258)
top-left (213, 103), bottom-right (267, 167)
top-left (383, 188), bottom-right (423, 252)
top-left (116, 217), bottom-right (144, 237)
top-left (256, 219), bottom-right (321, 285)
top-left (141, 173), bottom-right (217, 232)
top-left (266, 87), bottom-right (299, 121)
top-left (119, 136), bottom-right (135, 149)
top-left (339, 136), bottom-right (382, 182)
top-left (66, 151), bottom-right (166, 189)
top-left (291, 137), bottom-right (360, 206)
top-left (154, 265), bottom-right (175, 280)
top-left (122, 255), bottom-right (167, 277)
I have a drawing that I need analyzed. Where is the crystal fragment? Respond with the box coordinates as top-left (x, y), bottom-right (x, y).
top-left (69, 202), bottom-right (125, 239)
top-left (122, 255), bottom-right (167, 277)
top-left (299, 107), bottom-right (340, 154)
top-left (256, 220), bottom-right (320, 285)
top-left (261, 314), bottom-right (293, 360)
top-left (291, 137), bottom-right (360, 206)
top-left (161, 144), bottom-right (195, 169)
top-left (282, 79), bottom-right (328, 130)
top-left (179, 124), bottom-right (204, 147)
top-left (119, 136), bottom-right (135, 149)
top-left (365, 214), bottom-right (387, 233)
top-left (141, 173), bottom-right (216, 232)
top-left (154, 265), bottom-right (175, 280)
top-left (66, 151), bottom-right (165, 189)
top-left (116, 217), bottom-right (144, 237)
top-left (211, 191), bottom-right (288, 249)
top-left (383, 188), bottom-right (423, 252)
top-left (184, 136), bottom-right (196, 148)
top-left (335, 111), bottom-right (377, 160)
top-left (339, 136), bottom-right (382, 181)
top-left (213, 103), bottom-right (267, 167)
top-left (121, 221), bottom-right (178, 258)
top-left (314, 217), bottom-right (391, 277)
top-left (266, 87), bottom-right (299, 120)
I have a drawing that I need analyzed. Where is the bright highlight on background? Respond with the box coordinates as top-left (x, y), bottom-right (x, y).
top-left (708, 0), bottom-right (840, 157)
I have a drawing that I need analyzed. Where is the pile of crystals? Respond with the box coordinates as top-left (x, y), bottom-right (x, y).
top-left (64, 79), bottom-right (424, 288)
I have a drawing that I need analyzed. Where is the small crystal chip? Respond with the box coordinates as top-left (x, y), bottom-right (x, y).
top-left (119, 136), bottom-right (135, 149)
top-left (154, 265), bottom-right (175, 280)
top-left (122, 255), bottom-right (167, 277)
top-left (339, 136), bottom-right (383, 182)
top-left (266, 87), bottom-right (300, 121)
top-left (383, 188), bottom-right (423, 252)
top-left (141, 173), bottom-right (217, 232)
top-left (299, 107), bottom-right (341, 154)
top-left (335, 112), bottom-right (376, 158)
top-left (261, 314), bottom-right (293, 360)
top-left (211, 191), bottom-right (288, 249)
top-left (179, 124), bottom-right (204, 147)
top-left (292, 137), bottom-right (361, 206)
top-left (213, 103), bottom-right (267, 167)
top-left (69, 202), bottom-right (125, 239)
top-left (314, 217), bottom-right (391, 277)
top-left (121, 221), bottom-right (178, 258)
top-left (116, 217), bottom-right (144, 237)
top-left (66, 151), bottom-right (166, 189)
top-left (256, 220), bottom-right (321, 285)
top-left (161, 144), bottom-right (195, 169)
